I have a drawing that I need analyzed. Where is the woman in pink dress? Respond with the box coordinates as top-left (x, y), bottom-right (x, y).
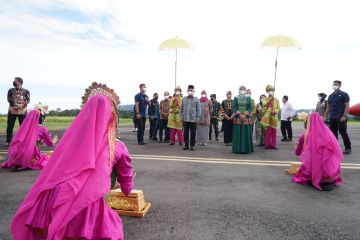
top-left (293, 112), bottom-right (343, 191)
top-left (10, 83), bottom-right (134, 239)
top-left (1, 107), bottom-right (58, 171)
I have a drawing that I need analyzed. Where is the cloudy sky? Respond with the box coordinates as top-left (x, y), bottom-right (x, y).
top-left (0, 0), bottom-right (359, 113)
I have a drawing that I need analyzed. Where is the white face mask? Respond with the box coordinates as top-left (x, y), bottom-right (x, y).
top-left (261, 99), bottom-right (265, 103)
top-left (333, 85), bottom-right (339, 91)
top-left (246, 94), bottom-right (251, 97)
top-left (268, 91), bottom-right (274, 96)
top-left (188, 90), bottom-right (194, 96)
top-left (318, 96), bottom-right (322, 101)
top-left (165, 95), bottom-right (169, 100)
top-left (239, 90), bottom-right (246, 95)
top-left (201, 94), bottom-right (207, 98)
top-left (142, 87), bottom-right (147, 92)
top-left (175, 91), bottom-right (181, 96)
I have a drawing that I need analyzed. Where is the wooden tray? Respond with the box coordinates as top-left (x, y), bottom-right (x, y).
top-left (113, 202), bottom-right (151, 217)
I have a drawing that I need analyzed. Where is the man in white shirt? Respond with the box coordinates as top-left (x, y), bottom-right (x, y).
top-left (281, 95), bottom-right (296, 142)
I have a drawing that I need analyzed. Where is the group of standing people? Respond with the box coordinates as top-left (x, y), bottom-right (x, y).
top-left (133, 83), bottom-right (298, 154)
top-left (132, 79), bottom-right (353, 157)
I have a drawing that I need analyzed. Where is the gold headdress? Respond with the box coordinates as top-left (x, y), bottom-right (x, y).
top-left (81, 82), bottom-right (120, 107)
top-left (297, 111), bottom-right (309, 122)
top-left (34, 102), bottom-right (49, 115)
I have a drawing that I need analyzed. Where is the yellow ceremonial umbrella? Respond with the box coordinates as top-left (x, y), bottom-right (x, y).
top-left (261, 34), bottom-right (301, 88)
top-left (159, 36), bottom-right (194, 88)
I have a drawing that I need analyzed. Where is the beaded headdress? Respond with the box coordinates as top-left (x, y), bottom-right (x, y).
top-left (81, 82), bottom-right (120, 106)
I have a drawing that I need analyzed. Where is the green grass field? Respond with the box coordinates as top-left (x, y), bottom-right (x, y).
top-left (1, 116), bottom-right (359, 133)
top-left (0, 116), bottom-right (134, 132)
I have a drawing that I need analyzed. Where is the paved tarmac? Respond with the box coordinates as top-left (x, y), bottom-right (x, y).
top-left (0, 123), bottom-right (359, 239)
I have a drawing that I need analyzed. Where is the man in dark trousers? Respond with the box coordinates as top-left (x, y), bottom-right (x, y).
top-left (325, 80), bottom-right (352, 154)
top-left (149, 93), bottom-right (160, 141)
top-left (134, 84), bottom-right (149, 145)
top-left (6, 77), bottom-right (30, 146)
top-left (180, 85), bottom-right (200, 150)
top-left (209, 94), bottom-right (221, 141)
top-left (280, 95), bottom-right (296, 142)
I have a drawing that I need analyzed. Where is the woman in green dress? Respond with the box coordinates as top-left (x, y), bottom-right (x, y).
top-left (232, 86), bottom-right (254, 154)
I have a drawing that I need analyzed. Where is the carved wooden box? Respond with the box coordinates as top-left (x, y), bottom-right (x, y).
top-left (106, 189), bottom-right (151, 217)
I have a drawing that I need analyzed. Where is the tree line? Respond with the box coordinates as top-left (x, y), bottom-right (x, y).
top-left (47, 108), bottom-right (134, 118)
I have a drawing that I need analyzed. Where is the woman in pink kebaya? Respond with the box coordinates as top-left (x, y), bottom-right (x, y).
top-left (10, 83), bottom-right (134, 239)
top-left (293, 112), bottom-right (343, 191)
top-left (1, 103), bottom-right (58, 171)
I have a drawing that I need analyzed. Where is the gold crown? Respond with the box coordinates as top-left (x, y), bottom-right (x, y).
top-left (34, 102), bottom-right (49, 115)
top-left (297, 111), bottom-right (309, 121)
top-left (81, 82), bottom-right (120, 106)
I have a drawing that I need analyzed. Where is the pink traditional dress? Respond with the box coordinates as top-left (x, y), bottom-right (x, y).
top-left (1, 110), bottom-right (55, 170)
top-left (293, 113), bottom-right (343, 190)
top-left (10, 95), bottom-right (134, 240)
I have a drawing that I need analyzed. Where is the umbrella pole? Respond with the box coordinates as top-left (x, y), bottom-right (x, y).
top-left (175, 48), bottom-right (178, 88)
top-left (274, 48), bottom-right (279, 89)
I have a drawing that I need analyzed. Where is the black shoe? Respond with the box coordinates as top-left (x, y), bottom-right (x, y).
top-left (190, 147), bottom-right (195, 151)
top-left (164, 140), bottom-right (170, 143)
top-left (343, 149), bottom-right (352, 155)
top-left (271, 147), bottom-right (278, 150)
top-left (265, 147), bottom-right (271, 149)
top-left (158, 140), bottom-right (163, 143)
top-left (183, 146), bottom-right (189, 150)
top-left (138, 142), bottom-right (147, 145)
top-left (10, 166), bottom-right (19, 172)
top-left (287, 139), bottom-right (293, 142)
top-left (152, 138), bottom-right (159, 141)
top-left (179, 143), bottom-right (183, 146)
top-left (281, 139), bottom-right (288, 142)
top-left (169, 143), bottom-right (175, 145)
top-left (216, 138), bottom-right (219, 141)
top-left (320, 182), bottom-right (336, 191)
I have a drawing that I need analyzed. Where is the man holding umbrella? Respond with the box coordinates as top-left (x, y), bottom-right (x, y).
top-left (261, 85), bottom-right (280, 149)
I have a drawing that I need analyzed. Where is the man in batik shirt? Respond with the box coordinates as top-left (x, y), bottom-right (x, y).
top-left (6, 77), bottom-right (30, 146)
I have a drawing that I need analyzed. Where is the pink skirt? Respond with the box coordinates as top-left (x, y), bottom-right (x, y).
top-left (24, 183), bottom-right (124, 239)
top-left (1, 148), bottom-right (48, 170)
top-left (292, 166), bottom-right (342, 190)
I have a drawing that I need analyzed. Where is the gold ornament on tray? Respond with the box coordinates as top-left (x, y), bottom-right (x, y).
top-left (81, 82), bottom-right (120, 107)
top-left (286, 162), bottom-right (302, 175)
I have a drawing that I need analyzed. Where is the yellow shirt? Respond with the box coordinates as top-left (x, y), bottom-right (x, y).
top-left (261, 96), bottom-right (280, 128)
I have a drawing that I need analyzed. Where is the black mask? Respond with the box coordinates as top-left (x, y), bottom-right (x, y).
top-left (13, 81), bottom-right (17, 87)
